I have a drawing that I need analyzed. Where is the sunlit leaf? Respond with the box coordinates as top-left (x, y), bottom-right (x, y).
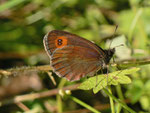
top-left (78, 67), bottom-right (140, 94)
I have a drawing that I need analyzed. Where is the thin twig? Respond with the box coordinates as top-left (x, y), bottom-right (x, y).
top-left (0, 56), bottom-right (150, 78)
top-left (0, 83), bottom-right (80, 106)
top-left (16, 102), bottom-right (30, 111)
top-left (47, 72), bottom-right (56, 86)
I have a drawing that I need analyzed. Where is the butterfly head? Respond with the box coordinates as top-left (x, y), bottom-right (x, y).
top-left (104, 48), bottom-right (115, 64)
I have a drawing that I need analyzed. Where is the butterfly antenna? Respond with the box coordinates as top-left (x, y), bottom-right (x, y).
top-left (113, 44), bottom-right (124, 48)
top-left (109, 25), bottom-right (118, 49)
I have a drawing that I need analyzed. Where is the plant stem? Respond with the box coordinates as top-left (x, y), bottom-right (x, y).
top-left (103, 88), bottom-right (136, 113)
top-left (57, 95), bottom-right (62, 113)
top-left (128, 8), bottom-right (143, 42)
top-left (108, 86), bottom-right (115, 113)
top-left (0, 83), bottom-right (80, 106)
top-left (116, 103), bottom-right (121, 113)
top-left (129, 1), bottom-right (148, 49)
top-left (57, 79), bottom-right (66, 113)
top-left (116, 85), bottom-right (128, 113)
top-left (69, 95), bottom-right (101, 113)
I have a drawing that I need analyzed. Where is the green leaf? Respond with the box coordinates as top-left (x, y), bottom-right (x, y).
top-left (117, 75), bottom-right (131, 84)
top-left (140, 96), bottom-right (150, 110)
top-left (78, 67), bottom-right (140, 94)
top-left (126, 79), bottom-right (144, 103)
top-left (0, 0), bottom-right (28, 13)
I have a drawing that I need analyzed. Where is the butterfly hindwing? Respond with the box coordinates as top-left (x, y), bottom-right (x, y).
top-left (51, 45), bottom-right (103, 81)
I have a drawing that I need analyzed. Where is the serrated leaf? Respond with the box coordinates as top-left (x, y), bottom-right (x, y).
top-left (117, 75), bottom-right (131, 84)
top-left (78, 67), bottom-right (140, 94)
top-left (78, 77), bottom-right (97, 90)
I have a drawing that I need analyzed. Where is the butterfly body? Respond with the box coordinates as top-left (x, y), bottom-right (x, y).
top-left (43, 30), bottom-right (115, 81)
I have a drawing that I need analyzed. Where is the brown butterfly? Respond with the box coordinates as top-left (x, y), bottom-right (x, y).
top-left (43, 30), bottom-right (115, 81)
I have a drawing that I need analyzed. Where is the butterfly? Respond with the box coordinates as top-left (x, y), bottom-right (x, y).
top-left (43, 30), bottom-right (115, 81)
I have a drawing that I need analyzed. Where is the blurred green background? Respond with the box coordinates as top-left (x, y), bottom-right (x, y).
top-left (0, 0), bottom-right (150, 113)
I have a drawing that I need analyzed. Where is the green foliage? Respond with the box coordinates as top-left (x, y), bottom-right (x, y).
top-left (0, 0), bottom-right (150, 112)
top-left (126, 78), bottom-right (150, 111)
top-left (79, 68), bottom-right (139, 93)
top-left (0, 0), bottom-right (28, 13)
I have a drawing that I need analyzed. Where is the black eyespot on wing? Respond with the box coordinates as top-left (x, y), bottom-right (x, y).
top-left (58, 39), bottom-right (62, 42)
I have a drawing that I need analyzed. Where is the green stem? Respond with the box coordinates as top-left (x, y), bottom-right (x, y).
top-left (129, 1), bottom-right (148, 49)
top-left (57, 79), bottom-right (66, 113)
top-left (103, 88), bottom-right (136, 113)
top-left (57, 95), bottom-right (62, 113)
top-left (128, 8), bottom-right (143, 42)
top-left (116, 60), bottom-right (150, 69)
top-left (69, 96), bottom-right (101, 113)
top-left (116, 85), bottom-right (128, 113)
top-left (108, 86), bottom-right (115, 113)
top-left (116, 103), bottom-right (121, 113)
top-left (116, 85), bottom-right (124, 100)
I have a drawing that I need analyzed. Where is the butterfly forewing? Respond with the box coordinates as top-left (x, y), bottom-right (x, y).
top-left (44, 30), bottom-right (105, 57)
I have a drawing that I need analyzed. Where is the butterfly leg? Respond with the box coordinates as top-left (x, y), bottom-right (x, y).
top-left (106, 65), bottom-right (109, 86)
top-left (95, 68), bottom-right (106, 88)
top-left (95, 71), bottom-right (99, 87)
top-left (106, 64), bottom-right (124, 85)
top-left (113, 56), bottom-right (121, 70)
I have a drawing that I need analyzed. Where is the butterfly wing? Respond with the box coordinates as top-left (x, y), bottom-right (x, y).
top-left (43, 30), bottom-right (106, 81)
top-left (51, 46), bottom-right (104, 81)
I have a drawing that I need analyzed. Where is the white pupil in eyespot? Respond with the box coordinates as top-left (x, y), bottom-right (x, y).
top-left (58, 39), bottom-right (62, 42)
top-left (58, 39), bottom-right (62, 45)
